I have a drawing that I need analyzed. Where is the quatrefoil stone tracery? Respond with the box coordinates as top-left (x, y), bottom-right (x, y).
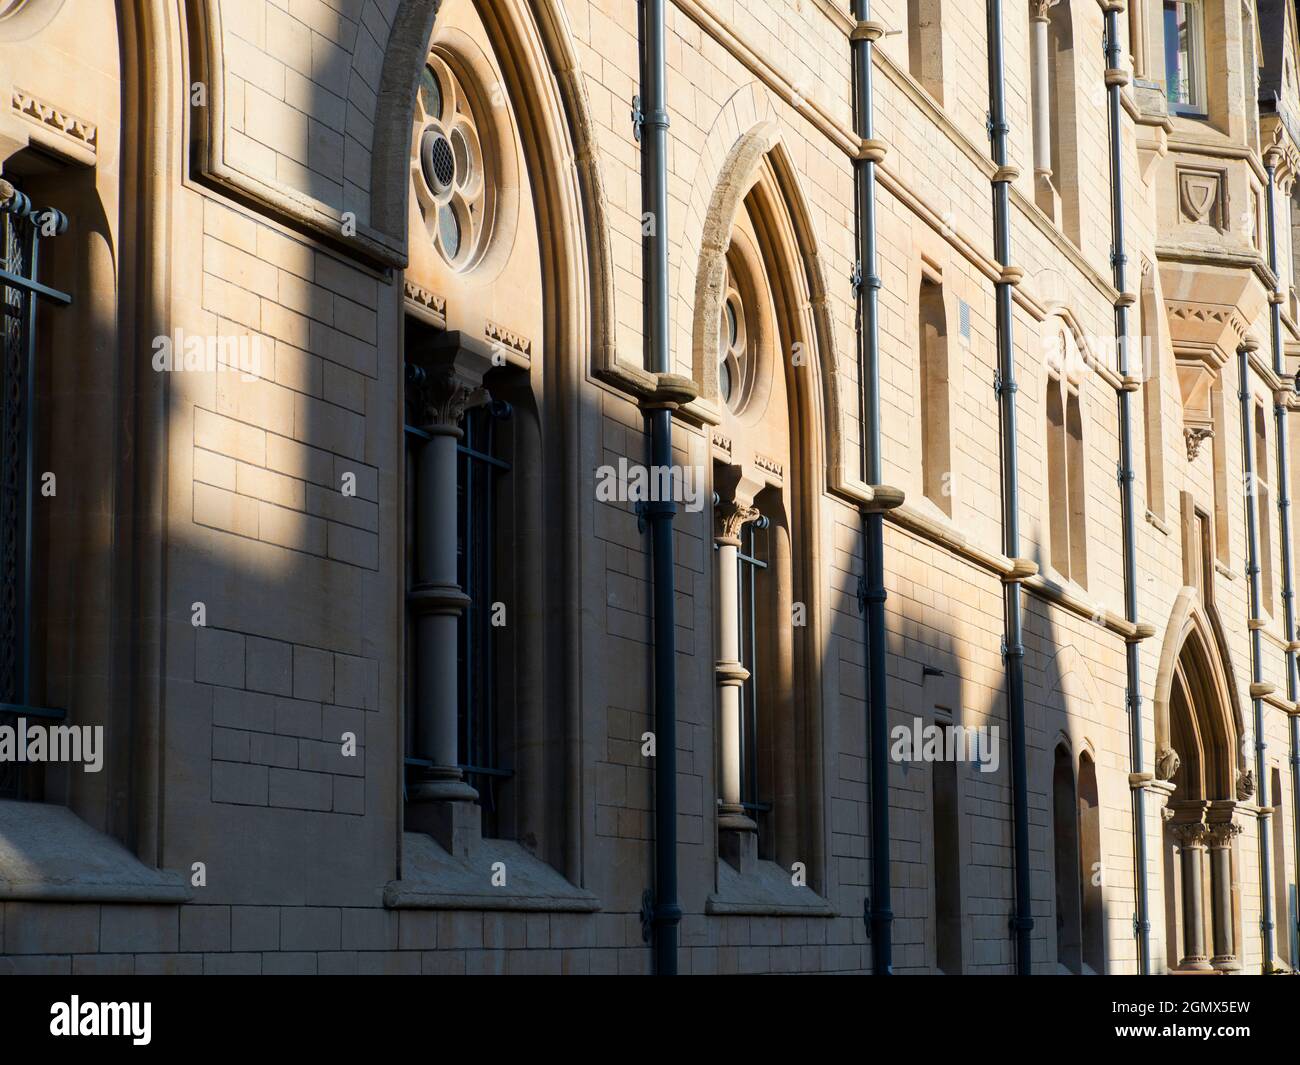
top-left (412, 52), bottom-right (489, 271)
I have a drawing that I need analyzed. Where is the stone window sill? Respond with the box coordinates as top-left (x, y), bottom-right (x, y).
top-left (705, 857), bottom-right (835, 918)
top-left (384, 832), bottom-right (600, 912)
top-left (0, 800), bottom-right (191, 903)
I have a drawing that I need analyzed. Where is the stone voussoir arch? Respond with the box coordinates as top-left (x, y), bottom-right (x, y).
top-left (681, 81), bottom-right (847, 498)
top-left (1153, 587), bottom-right (1248, 792)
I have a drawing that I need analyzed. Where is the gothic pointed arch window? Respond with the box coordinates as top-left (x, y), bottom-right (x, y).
top-left (702, 150), bottom-right (829, 912)
top-left (1044, 327), bottom-right (1088, 587)
top-left (398, 5), bottom-right (572, 884)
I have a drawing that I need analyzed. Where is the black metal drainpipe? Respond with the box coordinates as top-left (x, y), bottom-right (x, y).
top-left (1102, 6), bottom-right (1152, 976)
top-left (1265, 149), bottom-right (1293, 972)
top-left (1238, 339), bottom-right (1276, 973)
top-left (850, 0), bottom-right (893, 974)
top-left (986, 0), bottom-right (1033, 974)
top-left (1263, 151), bottom-right (1299, 972)
top-left (638, 0), bottom-right (681, 975)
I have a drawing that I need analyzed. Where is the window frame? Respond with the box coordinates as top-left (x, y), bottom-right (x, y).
top-left (1163, 0), bottom-right (1208, 117)
top-left (0, 183), bottom-right (71, 802)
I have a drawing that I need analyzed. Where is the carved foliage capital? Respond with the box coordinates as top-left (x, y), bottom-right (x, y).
top-left (716, 500), bottom-right (761, 543)
top-left (1184, 425), bottom-right (1214, 461)
top-left (406, 363), bottom-right (489, 430)
top-left (1171, 819), bottom-right (1208, 847)
top-left (1206, 821), bottom-right (1243, 848)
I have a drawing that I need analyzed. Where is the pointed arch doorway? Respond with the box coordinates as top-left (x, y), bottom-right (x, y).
top-left (1158, 613), bottom-right (1245, 972)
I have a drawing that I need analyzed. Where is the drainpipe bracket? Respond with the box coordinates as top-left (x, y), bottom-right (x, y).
top-left (850, 20), bottom-right (886, 42)
top-left (857, 138), bottom-right (888, 163)
top-left (860, 484), bottom-right (905, 513)
top-left (640, 889), bottom-right (655, 943)
top-left (1101, 2), bottom-right (1127, 14)
top-left (1285, 640), bottom-right (1300, 653)
top-left (1249, 617), bottom-right (1268, 631)
top-left (630, 96), bottom-right (643, 142)
top-left (1239, 337), bottom-right (1262, 354)
top-left (1008, 913), bottom-right (1034, 933)
top-left (1115, 291), bottom-right (1138, 309)
top-left (1269, 291), bottom-right (1286, 306)
top-left (1128, 621), bottom-right (1156, 643)
top-left (1120, 374), bottom-right (1142, 393)
top-left (635, 498), bottom-right (677, 534)
top-left (641, 372), bottom-right (699, 411)
top-left (992, 164), bottom-right (1021, 184)
top-left (1003, 558), bottom-right (1038, 583)
top-left (1250, 681), bottom-right (1277, 699)
top-left (1105, 68), bottom-right (1131, 89)
top-left (999, 264), bottom-right (1025, 287)
top-left (1129, 771), bottom-right (1155, 789)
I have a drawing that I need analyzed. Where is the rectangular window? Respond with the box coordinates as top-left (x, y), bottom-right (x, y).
top-left (736, 518), bottom-right (768, 827)
top-left (1163, 0), bottom-right (1206, 115)
top-left (1, 185), bottom-right (70, 802)
top-left (456, 404), bottom-right (512, 825)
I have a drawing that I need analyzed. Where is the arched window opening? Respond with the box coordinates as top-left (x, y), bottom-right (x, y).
top-left (1078, 752), bottom-right (1104, 973)
top-left (1053, 744), bottom-right (1083, 973)
top-left (1046, 362), bottom-right (1087, 587)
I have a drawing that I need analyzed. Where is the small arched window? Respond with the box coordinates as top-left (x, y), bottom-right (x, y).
top-left (1045, 339), bottom-right (1088, 587)
top-left (1053, 744), bottom-right (1082, 973)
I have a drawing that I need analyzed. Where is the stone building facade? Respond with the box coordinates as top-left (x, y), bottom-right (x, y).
top-left (1, 0), bottom-right (1299, 975)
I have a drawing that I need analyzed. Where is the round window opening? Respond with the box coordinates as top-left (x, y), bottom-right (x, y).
top-left (412, 52), bottom-right (492, 271)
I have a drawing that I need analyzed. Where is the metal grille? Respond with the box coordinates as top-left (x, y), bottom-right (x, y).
top-left (430, 135), bottom-right (455, 187)
top-left (456, 402), bottom-right (512, 816)
top-left (0, 202), bottom-right (28, 714)
top-left (0, 184), bottom-right (71, 801)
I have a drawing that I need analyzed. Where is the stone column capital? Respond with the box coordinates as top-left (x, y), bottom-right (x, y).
top-left (1029, 0), bottom-right (1058, 23)
top-left (406, 330), bottom-right (497, 431)
top-left (1171, 819), bottom-right (1208, 847)
top-left (715, 500), bottom-right (762, 545)
top-left (1206, 821), bottom-right (1243, 848)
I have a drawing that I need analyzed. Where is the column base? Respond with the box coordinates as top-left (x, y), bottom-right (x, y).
top-left (1173, 957), bottom-right (1215, 972)
top-left (719, 810), bottom-right (758, 876)
top-left (407, 775), bottom-right (482, 859)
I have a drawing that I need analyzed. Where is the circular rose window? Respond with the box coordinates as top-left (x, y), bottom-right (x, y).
top-left (411, 51), bottom-right (492, 271)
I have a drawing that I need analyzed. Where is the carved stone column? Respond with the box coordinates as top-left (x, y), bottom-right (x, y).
top-left (1206, 819), bottom-right (1243, 970)
top-left (1029, 0), bottom-right (1059, 220)
top-left (714, 472), bottom-right (762, 873)
top-left (405, 333), bottom-right (494, 855)
top-left (1171, 819), bottom-right (1212, 970)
